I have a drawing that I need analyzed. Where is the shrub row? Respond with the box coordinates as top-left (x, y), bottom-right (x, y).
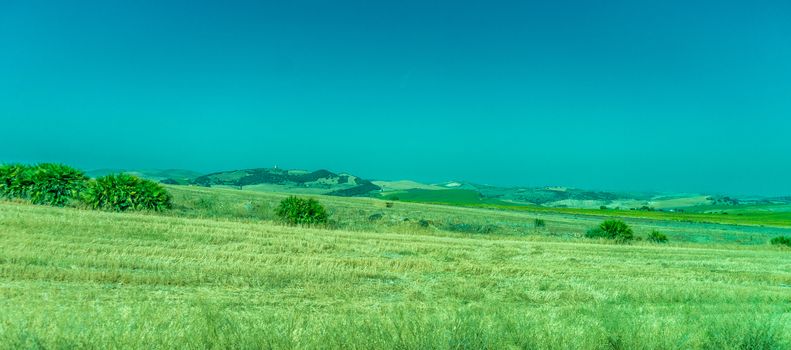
top-left (1, 163), bottom-right (87, 207)
top-left (0, 163), bottom-right (171, 212)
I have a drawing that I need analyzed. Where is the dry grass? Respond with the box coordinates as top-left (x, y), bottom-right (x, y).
top-left (1, 189), bottom-right (790, 349)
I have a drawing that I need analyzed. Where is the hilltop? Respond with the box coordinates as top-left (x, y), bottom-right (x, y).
top-left (190, 168), bottom-right (380, 197)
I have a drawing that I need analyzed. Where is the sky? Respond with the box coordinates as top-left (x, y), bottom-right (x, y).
top-left (1, 0), bottom-right (790, 196)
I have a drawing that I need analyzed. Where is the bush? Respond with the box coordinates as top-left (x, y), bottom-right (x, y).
top-left (0, 164), bottom-right (35, 199)
top-left (534, 218), bottom-right (546, 228)
top-left (28, 164), bottom-right (88, 207)
top-left (770, 236), bottom-right (791, 247)
top-left (585, 219), bottom-right (634, 243)
top-left (275, 196), bottom-right (328, 225)
top-left (442, 222), bottom-right (499, 234)
top-left (647, 230), bottom-right (668, 243)
top-left (83, 173), bottom-right (173, 211)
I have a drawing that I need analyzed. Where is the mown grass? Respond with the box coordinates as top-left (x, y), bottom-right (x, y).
top-left (1, 192), bottom-right (791, 349)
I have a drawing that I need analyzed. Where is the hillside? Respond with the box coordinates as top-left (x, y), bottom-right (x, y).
top-left (191, 168), bottom-right (380, 197)
top-left (378, 180), bottom-right (689, 209)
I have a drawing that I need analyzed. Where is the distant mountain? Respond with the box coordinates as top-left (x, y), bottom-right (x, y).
top-left (191, 168), bottom-right (381, 197)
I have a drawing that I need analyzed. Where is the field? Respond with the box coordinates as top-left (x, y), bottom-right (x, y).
top-left (378, 189), bottom-right (791, 228)
top-left (1, 186), bottom-right (791, 349)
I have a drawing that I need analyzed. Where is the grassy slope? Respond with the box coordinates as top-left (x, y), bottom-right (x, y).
top-left (164, 186), bottom-right (791, 245)
top-left (1, 188), bottom-right (791, 348)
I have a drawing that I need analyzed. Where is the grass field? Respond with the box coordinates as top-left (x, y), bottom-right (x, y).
top-left (376, 187), bottom-right (791, 228)
top-left (2, 186), bottom-right (791, 349)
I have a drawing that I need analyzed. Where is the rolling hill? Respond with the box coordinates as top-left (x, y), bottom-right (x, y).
top-left (191, 168), bottom-right (381, 197)
top-left (85, 167), bottom-right (791, 212)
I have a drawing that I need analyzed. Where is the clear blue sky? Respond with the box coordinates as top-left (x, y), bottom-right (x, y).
top-left (1, 0), bottom-right (790, 195)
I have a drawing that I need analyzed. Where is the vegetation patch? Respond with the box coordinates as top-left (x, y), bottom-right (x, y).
top-left (83, 174), bottom-right (173, 211)
top-left (442, 222), bottom-right (499, 234)
top-left (28, 164), bottom-right (88, 207)
top-left (326, 182), bottom-right (380, 197)
top-left (770, 236), bottom-right (791, 247)
top-left (585, 219), bottom-right (634, 243)
top-left (647, 230), bottom-right (669, 243)
top-left (160, 178), bottom-right (180, 185)
top-left (275, 196), bottom-right (329, 225)
top-left (0, 164), bottom-right (35, 199)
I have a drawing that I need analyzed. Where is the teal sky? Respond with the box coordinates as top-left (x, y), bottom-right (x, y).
top-left (2, 1), bottom-right (790, 196)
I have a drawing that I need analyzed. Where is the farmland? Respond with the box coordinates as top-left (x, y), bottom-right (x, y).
top-left (1, 185), bottom-right (790, 349)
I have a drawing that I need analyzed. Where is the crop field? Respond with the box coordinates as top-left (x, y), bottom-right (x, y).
top-left (1, 186), bottom-right (791, 349)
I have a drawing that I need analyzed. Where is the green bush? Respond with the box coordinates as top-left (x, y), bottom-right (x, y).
top-left (275, 196), bottom-right (328, 225)
top-left (534, 218), bottom-right (546, 228)
top-left (647, 230), bottom-right (668, 243)
top-left (770, 236), bottom-right (791, 247)
top-left (28, 164), bottom-right (88, 207)
top-left (585, 227), bottom-right (608, 239)
top-left (83, 173), bottom-right (173, 211)
top-left (585, 219), bottom-right (634, 243)
top-left (0, 164), bottom-right (35, 199)
top-left (442, 222), bottom-right (499, 234)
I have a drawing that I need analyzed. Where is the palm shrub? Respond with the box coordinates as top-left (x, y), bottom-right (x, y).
top-left (275, 196), bottom-right (328, 225)
top-left (585, 219), bottom-right (634, 243)
top-left (0, 164), bottom-right (35, 199)
top-left (647, 230), bottom-right (669, 243)
top-left (83, 173), bottom-right (172, 211)
top-left (28, 163), bottom-right (88, 207)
